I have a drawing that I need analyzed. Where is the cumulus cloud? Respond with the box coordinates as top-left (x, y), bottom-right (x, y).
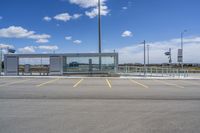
top-left (69, 0), bottom-right (100, 8)
top-left (0, 26), bottom-right (51, 43)
top-left (54, 13), bottom-right (71, 22)
top-left (85, 5), bottom-right (109, 18)
top-left (0, 43), bottom-right (14, 49)
top-left (37, 45), bottom-right (59, 51)
top-left (65, 36), bottom-right (72, 40)
top-left (72, 14), bottom-right (82, 19)
top-left (65, 36), bottom-right (82, 44)
top-left (73, 40), bottom-right (82, 44)
top-left (18, 46), bottom-right (36, 53)
top-left (43, 16), bottom-right (52, 22)
top-left (28, 34), bottom-right (51, 43)
top-left (18, 45), bottom-right (59, 53)
top-left (69, 0), bottom-right (109, 18)
top-left (121, 30), bottom-right (133, 37)
top-left (105, 36), bottom-right (200, 64)
top-left (0, 26), bottom-right (34, 38)
top-left (54, 12), bottom-right (82, 22)
top-left (36, 39), bottom-right (49, 43)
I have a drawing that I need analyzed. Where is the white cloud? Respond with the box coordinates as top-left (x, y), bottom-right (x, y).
top-left (0, 16), bottom-right (3, 20)
top-left (85, 5), bottom-right (109, 18)
top-left (72, 14), bottom-right (82, 19)
top-left (28, 34), bottom-right (51, 40)
top-left (36, 39), bottom-right (49, 43)
top-left (0, 26), bottom-right (51, 43)
top-left (121, 30), bottom-right (133, 37)
top-left (69, 0), bottom-right (109, 18)
top-left (54, 13), bottom-right (71, 22)
top-left (105, 36), bottom-right (200, 64)
top-left (54, 12), bottom-right (82, 22)
top-left (18, 46), bottom-right (36, 53)
top-left (122, 7), bottom-right (128, 10)
top-left (18, 45), bottom-right (59, 53)
top-left (0, 43), bottom-right (14, 49)
top-left (69, 0), bottom-right (102, 8)
top-left (37, 45), bottom-right (59, 51)
top-left (0, 26), bottom-right (34, 38)
top-left (43, 16), bottom-right (52, 22)
top-left (73, 40), bottom-right (82, 44)
top-left (65, 36), bottom-right (72, 40)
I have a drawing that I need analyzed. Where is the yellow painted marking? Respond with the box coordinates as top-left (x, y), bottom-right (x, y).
top-left (159, 80), bottom-right (184, 88)
top-left (130, 80), bottom-right (149, 88)
top-left (0, 79), bottom-right (30, 87)
top-left (36, 78), bottom-right (60, 87)
top-left (106, 79), bottom-right (112, 88)
top-left (73, 79), bottom-right (84, 88)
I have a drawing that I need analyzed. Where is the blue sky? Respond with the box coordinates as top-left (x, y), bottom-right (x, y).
top-left (0, 0), bottom-right (200, 63)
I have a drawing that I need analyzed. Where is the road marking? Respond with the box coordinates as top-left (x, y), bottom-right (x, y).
top-left (130, 80), bottom-right (149, 88)
top-left (178, 80), bottom-right (200, 86)
top-left (159, 80), bottom-right (185, 89)
top-left (0, 79), bottom-right (30, 87)
top-left (73, 79), bottom-right (84, 88)
top-left (106, 79), bottom-right (112, 88)
top-left (36, 78), bottom-right (60, 87)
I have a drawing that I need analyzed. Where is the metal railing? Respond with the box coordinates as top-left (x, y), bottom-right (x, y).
top-left (118, 66), bottom-right (189, 77)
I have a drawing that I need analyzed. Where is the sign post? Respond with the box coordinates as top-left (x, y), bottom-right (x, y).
top-left (0, 48), bottom-right (2, 76)
top-left (177, 49), bottom-right (183, 64)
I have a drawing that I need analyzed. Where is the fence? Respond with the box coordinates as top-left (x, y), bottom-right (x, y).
top-left (118, 66), bottom-right (189, 77)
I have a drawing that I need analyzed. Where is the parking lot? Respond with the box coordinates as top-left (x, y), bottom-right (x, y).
top-left (0, 77), bottom-right (200, 99)
top-left (0, 77), bottom-right (200, 133)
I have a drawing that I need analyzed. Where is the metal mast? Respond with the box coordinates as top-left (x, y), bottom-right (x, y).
top-left (98, 0), bottom-right (102, 71)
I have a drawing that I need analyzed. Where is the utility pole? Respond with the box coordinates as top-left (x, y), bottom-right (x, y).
top-left (98, 0), bottom-right (102, 71)
top-left (143, 40), bottom-right (146, 76)
top-left (169, 48), bottom-right (172, 65)
top-left (0, 48), bottom-right (2, 76)
top-left (147, 45), bottom-right (150, 66)
top-left (181, 30), bottom-right (187, 70)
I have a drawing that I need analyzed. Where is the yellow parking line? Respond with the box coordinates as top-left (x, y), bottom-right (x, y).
top-left (73, 79), bottom-right (84, 88)
top-left (106, 79), bottom-right (112, 88)
top-left (130, 80), bottom-right (149, 88)
top-left (158, 80), bottom-right (185, 89)
top-left (0, 79), bottom-right (30, 87)
top-left (36, 78), bottom-right (60, 87)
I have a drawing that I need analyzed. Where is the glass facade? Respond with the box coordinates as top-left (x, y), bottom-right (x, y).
top-left (4, 53), bottom-right (118, 76)
top-left (63, 56), bottom-right (116, 73)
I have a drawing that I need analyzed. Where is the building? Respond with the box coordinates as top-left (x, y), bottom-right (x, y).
top-left (4, 53), bottom-right (118, 76)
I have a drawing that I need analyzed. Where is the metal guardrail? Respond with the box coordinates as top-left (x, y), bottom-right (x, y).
top-left (118, 66), bottom-right (189, 77)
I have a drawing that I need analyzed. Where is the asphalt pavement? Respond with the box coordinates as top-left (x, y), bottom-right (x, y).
top-left (0, 77), bottom-right (200, 133)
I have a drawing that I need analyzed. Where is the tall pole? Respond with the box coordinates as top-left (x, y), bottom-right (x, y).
top-left (147, 45), bottom-right (149, 66)
top-left (98, 0), bottom-right (102, 71)
top-left (169, 48), bottom-right (172, 65)
top-left (0, 48), bottom-right (2, 76)
top-left (181, 32), bottom-right (183, 69)
top-left (144, 40), bottom-right (146, 76)
top-left (181, 30), bottom-right (187, 70)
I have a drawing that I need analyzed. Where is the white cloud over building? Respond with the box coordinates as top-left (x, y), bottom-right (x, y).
top-left (0, 26), bottom-right (51, 43)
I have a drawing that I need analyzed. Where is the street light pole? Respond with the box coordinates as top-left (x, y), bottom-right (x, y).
top-left (0, 48), bottom-right (2, 76)
top-left (181, 30), bottom-right (187, 70)
top-left (147, 45), bottom-right (150, 66)
top-left (98, 0), bottom-right (102, 71)
top-left (143, 40), bottom-right (146, 76)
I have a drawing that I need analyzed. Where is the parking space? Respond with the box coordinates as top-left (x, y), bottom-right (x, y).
top-left (0, 77), bottom-right (200, 99)
top-left (1, 77), bottom-right (200, 89)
